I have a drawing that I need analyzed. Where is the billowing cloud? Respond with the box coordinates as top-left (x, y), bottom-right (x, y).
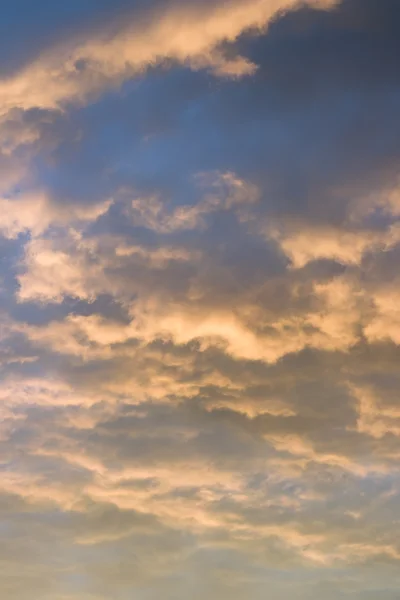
top-left (0, 0), bottom-right (337, 115)
top-left (268, 220), bottom-right (400, 268)
top-left (0, 193), bottom-right (111, 239)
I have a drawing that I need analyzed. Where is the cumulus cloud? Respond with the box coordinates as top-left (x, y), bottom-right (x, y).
top-left (0, 193), bottom-right (111, 239)
top-left (17, 236), bottom-right (105, 303)
top-left (268, 220), bottom-right (400, 268)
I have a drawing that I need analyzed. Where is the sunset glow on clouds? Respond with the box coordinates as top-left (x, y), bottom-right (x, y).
top-left (2, 1), bottom-right (400, 598)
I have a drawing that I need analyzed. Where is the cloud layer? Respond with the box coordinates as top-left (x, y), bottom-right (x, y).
top-left (1, 1), bottom-right (400, 599)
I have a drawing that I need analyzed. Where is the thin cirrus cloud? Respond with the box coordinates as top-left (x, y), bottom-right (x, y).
top-left (2, 1), bottom-right (400, 600)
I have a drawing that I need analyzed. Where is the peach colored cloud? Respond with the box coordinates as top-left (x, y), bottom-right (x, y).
top-left (0, 193), bottom-right (111, 239)
top-left (350, 384), bottom-right (400, 439)
top-left (268, 220), bottom-right (400, 268)
top-left (364, 287), bottom-right (400, 346)
top-left (0, 0), bottom-right (338, 118)
top-left (128, 171), bottom-right (260, 232)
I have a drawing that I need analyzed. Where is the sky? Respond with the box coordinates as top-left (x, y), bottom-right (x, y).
top-left (1, 0), bottom-right (400, 598)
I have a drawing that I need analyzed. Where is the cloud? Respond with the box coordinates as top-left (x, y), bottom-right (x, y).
top-left (0, 193), bottom-right (111, 239)
top-left (2, 0), bottom-right (400, 598)
top-left (128, 171), bottom-right (260, 232)
top-left (350, 384), bottom-right (400, 439)
top-left (364, 285), bottom-right (400, 346)
top-left (268, 220), bottom-right (400, 268)
top-left (17, 236), bottom-right (106, 303)
top-left (0, 0), bottom-right (337, 116)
